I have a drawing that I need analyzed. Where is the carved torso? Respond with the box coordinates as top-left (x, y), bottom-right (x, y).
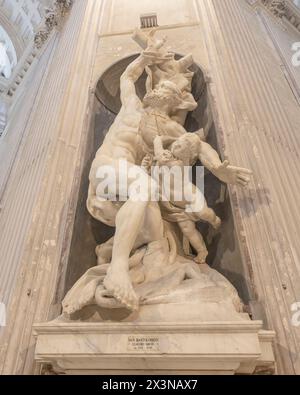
top-left (93, 106), bottom-right (187, 167)
top-left (139, 109), bottom-right (187, 156)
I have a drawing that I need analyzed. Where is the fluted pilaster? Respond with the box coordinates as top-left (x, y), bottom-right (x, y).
top-left (0, 0), bottom-right (104, 374)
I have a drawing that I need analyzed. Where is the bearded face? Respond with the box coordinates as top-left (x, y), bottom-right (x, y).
top-left (143, 82), bottom-right (182, 110)
top-left (143, 89), bottom-right (168, 108)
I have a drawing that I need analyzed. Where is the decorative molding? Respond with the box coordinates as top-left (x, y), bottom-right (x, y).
top-left (260, 0), bottom-right (300, 32)
top-left (283, 1), bottom-right (300, 30)
top-left (34, 0), bottom-right (74, 49)
top-left (55, 0), bottom-right (74, 17)
top-left (0, 43), bottom-right (39, 98)
top-left (261, 0), bottom-right (286, 18)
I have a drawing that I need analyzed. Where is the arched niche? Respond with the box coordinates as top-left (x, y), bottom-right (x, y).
top-left (63, 54), bottom-right (252, 307)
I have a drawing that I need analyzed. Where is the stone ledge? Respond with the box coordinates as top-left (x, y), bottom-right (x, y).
top-left (33, 321), bottom-right (275, 375)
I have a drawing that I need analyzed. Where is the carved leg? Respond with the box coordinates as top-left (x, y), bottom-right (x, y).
top-left (178, 220), bottom-right (208, 264)
top-left (188, 185), bottom-right (221, 230)
top-left (103, 161), bottom-right (162, 311)
top-left (103, 199), bottom-right (148, 310)
top-left (95, 237), bottom-right (114, 265)
top-left (200, 207), bottom-right (221, 230)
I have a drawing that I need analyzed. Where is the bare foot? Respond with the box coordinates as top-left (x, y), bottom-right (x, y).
top-left (194, 249), bottom-right (208, 264)
top-left (212, 216), bottom-right (221, 230)
top-left (103, 266), bottom-right (139, 311)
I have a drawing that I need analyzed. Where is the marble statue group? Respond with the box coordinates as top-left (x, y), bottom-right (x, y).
top-left (62, 29), bottom-right (252, 319)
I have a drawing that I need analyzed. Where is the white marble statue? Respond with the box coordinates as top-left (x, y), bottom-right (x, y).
top-left (62, 30), bottom-right (252, 317)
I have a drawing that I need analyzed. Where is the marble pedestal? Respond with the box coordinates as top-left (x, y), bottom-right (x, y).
top-left (33, 319), bottom-right (275, 375)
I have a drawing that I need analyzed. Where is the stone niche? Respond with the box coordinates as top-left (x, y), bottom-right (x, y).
top-left (34, 55), bottom-right (275, 375)
top-left (64, 54), bottom-right (251, 306)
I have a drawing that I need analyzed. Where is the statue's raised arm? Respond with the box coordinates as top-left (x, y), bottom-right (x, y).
top-left (120, 54), bottom-right (148, 109)
top-left (120, 29), bottom-right (173, 109)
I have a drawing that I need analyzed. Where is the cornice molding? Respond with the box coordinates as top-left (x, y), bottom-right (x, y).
top-left (0, 0), bottom-right (74, 134)
top-left (260, 0), bottom-right (300, 33)
top-left (34, 0), bottom-right (74, 49)
top-left (261, 0), bottom-right (287, 18)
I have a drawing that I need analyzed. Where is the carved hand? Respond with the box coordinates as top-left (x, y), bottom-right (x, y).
top-left (213, 160), bottom-right (252, 187)
top-left (141, 154), bottom-right (154, 173)
top-left (155, 150), bottom-right (174, 164)
top-left (142, 29), bottom-right (173, 64)
top-left (142, 50), bottom-right (174, 64)
top-left (148, 29), bottom-right (167, 49)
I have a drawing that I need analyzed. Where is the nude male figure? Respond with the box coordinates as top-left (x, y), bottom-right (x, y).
top-left (87, 33), bottom-right (252, 311)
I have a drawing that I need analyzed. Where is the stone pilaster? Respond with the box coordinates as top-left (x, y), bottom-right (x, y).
top-left (0, 0), bottom-right (104, 374)
top-left (196, 0), bottom-right (300, 374)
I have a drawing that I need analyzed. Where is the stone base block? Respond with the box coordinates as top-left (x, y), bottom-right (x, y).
top-left (33, 320), bottom-right (275, 375)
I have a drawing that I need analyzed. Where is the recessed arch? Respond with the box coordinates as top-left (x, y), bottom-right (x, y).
top-left (95, 53), bottom-right (206, 115)
top-left (62, 54), bottom-right (253, 309)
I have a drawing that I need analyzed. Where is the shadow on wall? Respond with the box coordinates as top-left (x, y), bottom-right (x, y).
top-left (63, 55), bottom-right (251, 305)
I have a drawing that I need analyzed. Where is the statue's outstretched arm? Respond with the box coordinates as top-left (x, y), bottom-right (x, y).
top-left (199, 142), bottom-right (252, 187)
top-left (199, 141), bottom-right (223, 172)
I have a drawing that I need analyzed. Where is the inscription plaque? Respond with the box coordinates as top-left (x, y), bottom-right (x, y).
top-left (127, 335), bottom-right (160, 352)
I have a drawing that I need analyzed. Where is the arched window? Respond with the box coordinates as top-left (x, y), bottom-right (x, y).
top-left (0, 25), bottom-right (17, 80)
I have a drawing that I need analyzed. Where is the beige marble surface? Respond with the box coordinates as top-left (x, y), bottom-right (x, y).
top-left (1, 0), bottom-right (300, 375)
top-left (33, 320), bottom-right (275, 375)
